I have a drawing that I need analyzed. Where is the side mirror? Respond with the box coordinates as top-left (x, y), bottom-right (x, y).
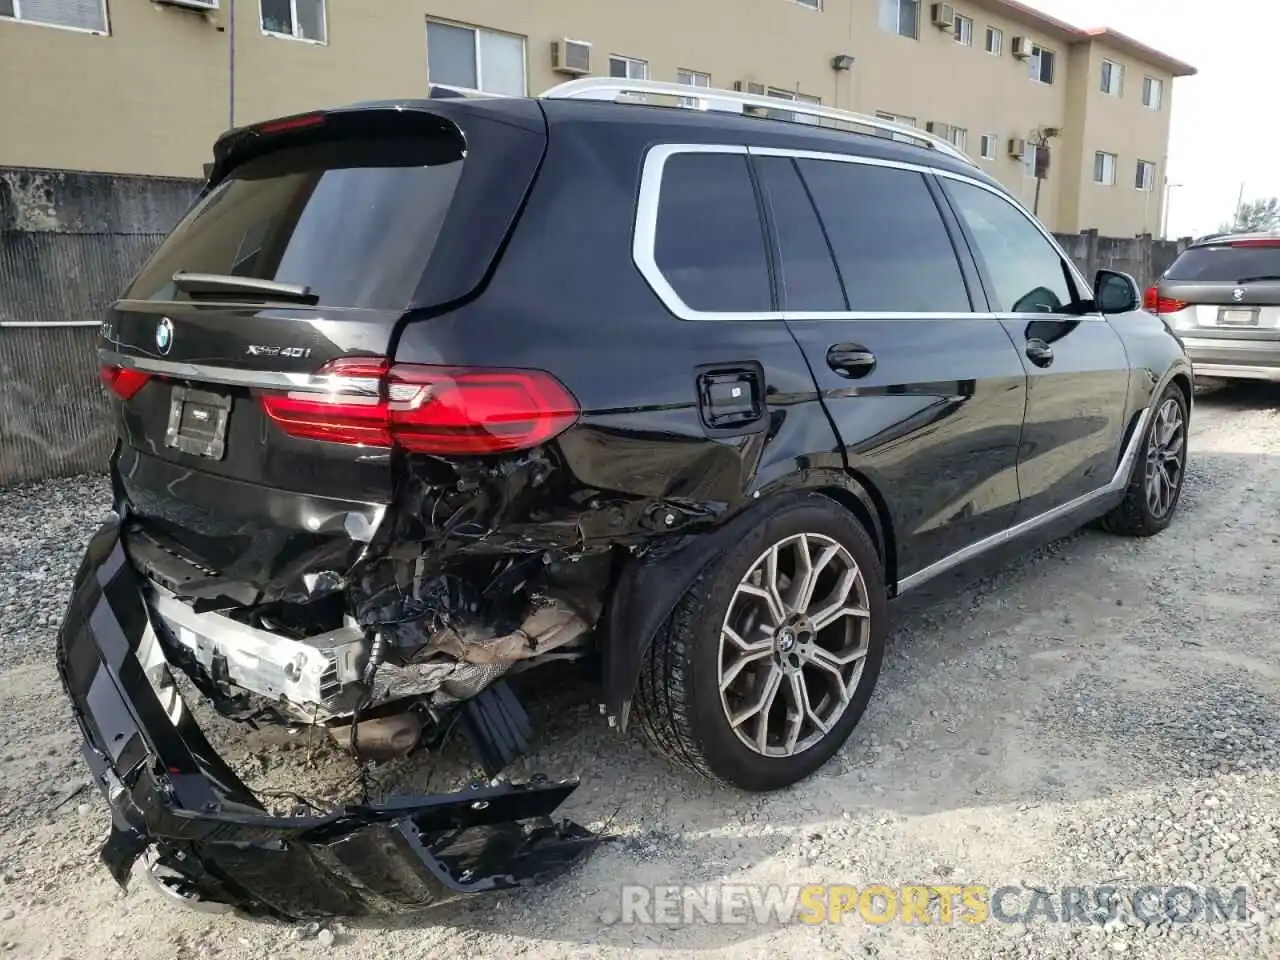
top-left (1094, 269), bottom-right (1141, 314)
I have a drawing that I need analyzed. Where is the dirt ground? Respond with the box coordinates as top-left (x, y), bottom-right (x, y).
top-left (2, 382), bottom-right (1279, 960)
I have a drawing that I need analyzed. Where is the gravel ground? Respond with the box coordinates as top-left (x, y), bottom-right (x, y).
top-left (2, 382), bottom-right (1280, 960)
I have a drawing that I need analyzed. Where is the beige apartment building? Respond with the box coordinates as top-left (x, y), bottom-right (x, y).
top-left (0, 0), bottom-right (1194, 235)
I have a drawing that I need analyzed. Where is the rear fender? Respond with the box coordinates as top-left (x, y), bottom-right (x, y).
top-left (599, 468), bottom-right (888, 730)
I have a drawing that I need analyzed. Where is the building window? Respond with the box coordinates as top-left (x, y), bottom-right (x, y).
top-left (875, 110), bottom-right (918, 142)
top-left (426, 20), bottom-right (526, 95)
top-left (793, 0), bottom-right (822, 8)
top-left (948, 127), bottom-right (968, 152)
top-left (609, 55), bottom-right (649, 80)
top-left (1028, 44), bottom-right (1055, 84)
top-left (261, 0), bottom-right (326, 43)
top-left (984, 26), bottom-right (1002, 55)
top-left (980, 133), bottom-right (997, 160)
top-left (1135, 160), bottom-right (1157, 192)
top-left (767, 88), bottom-right (821, 124)
top-left (1142, 76), bottom-right (1164, 110)
top-left (1100, 59), bottom-right (1124, 96)
top-left (879, 0), bottom-right (919, 39)
top-left (677, 68), bottom-right (711, 108)
top-left (1094, 151), bottom-right (1118, 186)
top-left (0, 0), bottom-right (108, 33)
top-left (953, 13), bottom-right (973, 46)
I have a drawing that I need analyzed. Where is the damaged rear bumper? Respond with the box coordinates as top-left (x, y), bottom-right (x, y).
top-left (55, 520), bottom-right (598, 920)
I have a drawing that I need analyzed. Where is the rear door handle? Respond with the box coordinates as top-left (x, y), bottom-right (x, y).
top-left (826, 344), bottom-right (876, 379)
top-left (1025, 338), bottom-right (1054, 367)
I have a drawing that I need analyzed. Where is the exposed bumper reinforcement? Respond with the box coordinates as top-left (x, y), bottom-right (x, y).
top-left (56, 520), bottom-right (599, 920)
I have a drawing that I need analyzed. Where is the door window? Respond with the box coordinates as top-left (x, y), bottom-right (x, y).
top-left (944, 179), bottom-right (1078, 314)
top-left (755, 156), bottom-right (846, 311)
top-left (797, 159), bottom-right (971, 313)
top-left (653, 152), bottom-right (772, 312)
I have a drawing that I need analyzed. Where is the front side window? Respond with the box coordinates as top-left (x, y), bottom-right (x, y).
top-left (954, 13), bottom-right (973, 45)
top-left (1094, 151), bottom-right (1117, 186)
top-left (609, 55), bottom-right (649, 80)
top-left (1143, 75), bottom-right (1164, 110)
top-left (1101, 59), bottom-right (1124, 96)
top-left (985, 26), bottom-right (1002, 55)
top-left (797, 160), bottom-right (970, 313)
top-left (945, 180), bottom-right (1076, 314)
top-left (879, 0), bottom-right (919, 38)
top-left (1029, 45), bottom-right (1056, 84)
top-left (261, 0), bottom-right (326, 43)
top-left (426, 20), bottom-right (526, 95)
top-left (653, 153), bottom-right (772, 313)
top-left (2, 0), bottom-right (108, 32)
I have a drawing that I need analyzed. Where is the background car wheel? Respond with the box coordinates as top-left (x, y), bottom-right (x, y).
top-left (1099, 382), bottom-right (1189, 537)
top-left (633, 493), bottom-right (887, 791)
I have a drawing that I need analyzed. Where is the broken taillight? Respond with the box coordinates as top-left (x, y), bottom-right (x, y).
top-left (258, 358), bottom-right (581, 455)
top-left (99, 364), bottom-right (151, 400)
top-left (1142, 286), bottom-right (1188, 315)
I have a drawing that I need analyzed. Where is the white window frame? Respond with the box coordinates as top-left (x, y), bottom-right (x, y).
top-left (879, 0), bottom-right (919, 39)
top-left (609, 55), bottom-right (649, 81)
top-left (426, 20), bottom-right (528, 96)
top-left (984, 25), bottom-right (1002, 56)
top-left (1136, 160), bottom-right (1157, 192)
top-left (768, 88), bottom-right (821, 125)
top-left (261, 0), bottom-right (327, 44)
top-left (979, 133), bottom-right (997, 160)
top-left (948, 126), bottom-right (968, 152)
top-left (875, 110), bottom-right (919, 143)
top-left (677, 68), bottom-right (711, 109)
top-left (1100, 58), bottom-right (1124, 97)
top-left (0, 0), bottom-right (110, 35)
top-left (1029, 44), bottom-right (1055, 84)
top-left (1093, 151), bottom-right (1118, 186)
top-left (1142, 75), bottom-right (1164, 110)
top-left (953, 13), bottom-right (973, 46)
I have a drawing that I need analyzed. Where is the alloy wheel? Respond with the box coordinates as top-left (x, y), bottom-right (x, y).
top-left (717, 533), bottom-right (872, 758)
top-left (1144, 396), bottom-right (1185, 519)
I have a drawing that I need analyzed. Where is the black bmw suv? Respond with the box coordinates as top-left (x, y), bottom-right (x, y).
top-left (60, 78), bottom-right (1192, 920)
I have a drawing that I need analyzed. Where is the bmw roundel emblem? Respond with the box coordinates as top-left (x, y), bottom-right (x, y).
top-left (155, 317), bottom-right (174, 354)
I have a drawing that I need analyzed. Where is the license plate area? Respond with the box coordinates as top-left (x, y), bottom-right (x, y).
top-left (164, 387), bottom-right (231, 460)
top-left (1217, 307), bottom-right (1259, 326)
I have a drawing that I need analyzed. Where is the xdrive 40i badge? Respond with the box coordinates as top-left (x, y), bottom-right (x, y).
top-left (245, 344), bottom-right (312, 359)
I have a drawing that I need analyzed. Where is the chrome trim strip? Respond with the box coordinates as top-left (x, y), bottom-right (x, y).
top-left (896, 404), bottom-right (1152, 594)
top-left (98, 349), bottom-right (381, 396)
top-left (634, 143), bottom-right (1100, 323)
top-left (1, 320), bottom-right (101, 328)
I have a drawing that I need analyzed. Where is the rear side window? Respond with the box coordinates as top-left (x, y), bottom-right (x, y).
top-left (1165, 244), bottom-right (1280, 282)
top-left (126, 137), bottom-right (464, 310)
top-left (653, 152), bottom-right (772, 313)
top-left (796, 160), bottom-right (971, 313)
top-left (755, 156), bottom-right (846, 311)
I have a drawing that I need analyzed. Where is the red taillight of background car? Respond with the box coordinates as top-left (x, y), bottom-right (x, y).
top-left (99, 364), bottom-right (151, 400)
top-left (1228, 238), bottom-right (1280, 248)
top-left (1142, 286), bottom-right (1189, 315)
top-left (257, 357), bottom-right (581, 455)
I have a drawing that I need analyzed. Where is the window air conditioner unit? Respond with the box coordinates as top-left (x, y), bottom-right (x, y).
top-left (1010, 36), bottom-right (1031, 59)
top-left (930, 3), bottom-right (956, 30)
top-left (154, 0), bottom-right (218, 9)
top-left (1008, 138), bottom-right (1027, 158)
top-left (551, 39), bottom-right (592, 76)
top-left (926, 121), bottom-right (951, 137)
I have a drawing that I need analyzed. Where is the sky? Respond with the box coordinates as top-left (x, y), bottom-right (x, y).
top-left (1023, 0), bottom-right (1268, 238)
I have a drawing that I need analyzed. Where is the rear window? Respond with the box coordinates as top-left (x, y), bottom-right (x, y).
top-left (1165, 244), bottom-right (1280, 282)
top-left (126, 136), bottom-right (464, 310)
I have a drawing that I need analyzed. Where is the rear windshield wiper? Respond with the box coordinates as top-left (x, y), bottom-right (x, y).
top-left (1234, 275), bottom-right (1280, 283)
top-left (171, 271), bottom-right (319, 304)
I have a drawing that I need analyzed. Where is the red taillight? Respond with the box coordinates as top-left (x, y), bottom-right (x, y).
top-left (1142, 286), bottom-right (1188, 315)
top-left (1229, 238), bottom-right (1280, 247)
top-left (99, 364), bottom-right (151, 401)
top-left (258, 358), bottom-right (581, 455)
top-left (255, 113), bottom-right (326, 136)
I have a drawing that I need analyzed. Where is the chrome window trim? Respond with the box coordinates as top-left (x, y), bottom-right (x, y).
top-left (98, 349), bottom-right (381, 396)
top-left (633, 142), bottom-right (1100, 323)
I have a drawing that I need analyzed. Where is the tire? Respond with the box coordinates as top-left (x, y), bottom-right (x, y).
top-left (632, 493), bottom-right (887, 791)
top-left (1099, 382), bottom-right (1189, 537)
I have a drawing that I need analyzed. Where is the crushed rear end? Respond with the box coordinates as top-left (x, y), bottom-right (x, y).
top-left (56, 96), bottom-right (606, 918)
